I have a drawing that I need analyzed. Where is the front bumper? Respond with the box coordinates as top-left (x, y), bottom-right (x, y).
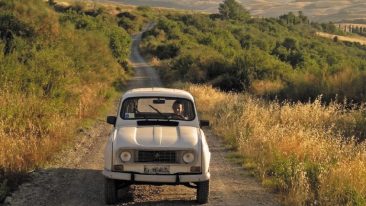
top-left (102, 170), bottom-right (210, 183)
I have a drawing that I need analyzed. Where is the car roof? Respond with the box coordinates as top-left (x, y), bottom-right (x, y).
top-left (123, 88), bottom-right (195, 101)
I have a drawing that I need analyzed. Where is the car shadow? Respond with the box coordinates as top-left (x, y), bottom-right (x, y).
top-left (126, 200), bottom-right (199, 206)
top-left (22, 168), bottom-right (199, 206)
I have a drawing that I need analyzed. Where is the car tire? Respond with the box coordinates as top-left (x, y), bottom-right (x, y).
top-left (105, 178), bottom-right (118, 204)
top-left (196, 180), bottom-right (209, 204)
top-left (118, 181), bottom-right (131, 199)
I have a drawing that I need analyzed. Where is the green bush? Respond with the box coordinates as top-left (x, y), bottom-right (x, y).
top-left (156, 43), bottom-right (179, 59)
top-left (141, 11), bottom-right (366, 103)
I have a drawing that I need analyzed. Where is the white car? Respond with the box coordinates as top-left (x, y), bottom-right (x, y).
top-left (103, 88), bottom-right (211, 204)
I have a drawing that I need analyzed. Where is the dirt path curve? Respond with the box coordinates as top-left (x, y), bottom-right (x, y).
top-left (128, 23), bottom-right (162, 89)
top-left (8, 26), bottom-right (279, 206)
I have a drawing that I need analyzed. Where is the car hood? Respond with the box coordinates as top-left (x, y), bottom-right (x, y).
top-left (113, 126), bottom-right (200, 150)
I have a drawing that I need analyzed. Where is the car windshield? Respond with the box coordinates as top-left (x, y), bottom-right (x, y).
top-left (121, 97), bottom-right (195, 121)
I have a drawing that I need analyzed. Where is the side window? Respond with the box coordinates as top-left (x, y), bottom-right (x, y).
top-left (122, 99), bottom-right (137, 119)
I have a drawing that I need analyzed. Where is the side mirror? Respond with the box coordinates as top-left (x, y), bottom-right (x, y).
top-left (200, 120), bottom-right (210, 127)
top-left (106, 116), bottom-right (117, 125)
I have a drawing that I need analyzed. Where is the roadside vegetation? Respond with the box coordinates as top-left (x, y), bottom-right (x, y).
top-left (2, 0), bottom-right (366, 204)
top-left (140, 0), bottom-right (366, 103)
top-left (188, 84), bottom-right (366, 205)
top-left (138, 0), bottom-right (366, 204)
top-left (0, 0), bottom-right (131, 200)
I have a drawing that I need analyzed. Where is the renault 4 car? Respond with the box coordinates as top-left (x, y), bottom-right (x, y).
top-left (103, 88), bottom-right (210, 204)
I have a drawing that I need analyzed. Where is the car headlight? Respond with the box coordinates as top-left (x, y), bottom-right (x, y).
top-left (182, 152), bottom-right (195, 163)
top-left (120, 151), bottom-right (132, 162)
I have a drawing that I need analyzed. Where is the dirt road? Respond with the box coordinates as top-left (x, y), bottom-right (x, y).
top-left (8, 27), bottom-right (279, 206)
top-left (316, 31), bottom-right (366, 45)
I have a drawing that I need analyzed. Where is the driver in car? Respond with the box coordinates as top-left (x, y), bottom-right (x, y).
top-left (172, 100), bottom-right (188, 120)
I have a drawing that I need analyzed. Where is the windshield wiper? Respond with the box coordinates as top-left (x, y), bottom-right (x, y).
top-left (149, 105), bottom-right (170, 119)
top-left (134, 108), bottom-right (148, 119)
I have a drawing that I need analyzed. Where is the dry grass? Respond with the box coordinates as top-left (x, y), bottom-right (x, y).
top-left (0, 82), bottom-right (116, 197)
top-left (187, 84), bottom-right (366, 205)
top-left (316, 32), bottom-right (366, 45)
top-left (250, 80), bottom-right (285, 96)
top-left (0, 0), bottom-right (130, 200)
top-left (0, 84), bottom-right (115, 176)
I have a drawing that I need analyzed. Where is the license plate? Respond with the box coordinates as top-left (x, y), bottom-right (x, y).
top-left (144, 165), bottom-right (170, 174)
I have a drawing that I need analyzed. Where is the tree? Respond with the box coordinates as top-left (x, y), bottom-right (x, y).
top-left (272, 38), bottom-right (303, 68)
top-left (283, 37), bottom-right (298, 51)
top-left (48, 0), bottom-right (55, 6)
top-left (298, 11), bottom-right (309, 24)
top-left (218, 0), bottom-right (250, 21)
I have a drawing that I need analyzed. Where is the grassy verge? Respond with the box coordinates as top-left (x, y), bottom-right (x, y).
top-left (0, 0), bottom-right (131, 201)
top-left (187, 84), bottom-right (366, 205)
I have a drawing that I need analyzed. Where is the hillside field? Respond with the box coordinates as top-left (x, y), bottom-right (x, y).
top-left (105, 0), bottom-right (366, 22)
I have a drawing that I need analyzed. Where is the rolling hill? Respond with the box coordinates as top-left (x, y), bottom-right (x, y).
top-left (102, 0), bottom-right (366, 22)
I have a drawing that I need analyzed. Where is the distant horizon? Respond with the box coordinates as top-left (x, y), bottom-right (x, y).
top-left (98, 0), bottom-right (366, 22)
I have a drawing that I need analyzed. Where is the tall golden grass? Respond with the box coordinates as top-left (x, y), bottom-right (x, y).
top-left (0, 2), bottom-right (130, 199)
top-left (0, 83), bottom-right (114, 178)
top-left (187, 84), bottom-right (366, 205)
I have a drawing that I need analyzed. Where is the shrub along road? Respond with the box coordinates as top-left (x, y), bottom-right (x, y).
top-left (8, 27), bottom-right (279, 206)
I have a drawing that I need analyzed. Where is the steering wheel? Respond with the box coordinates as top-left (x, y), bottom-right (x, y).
top-left (171, 113), bottom-right (186, 120)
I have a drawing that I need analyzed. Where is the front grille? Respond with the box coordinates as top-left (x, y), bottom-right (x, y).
top-left (137, 151), bottom-right (177, 163)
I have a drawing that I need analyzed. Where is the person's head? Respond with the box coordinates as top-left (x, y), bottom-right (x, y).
top-left (172, 100), bottom-right (184, 115)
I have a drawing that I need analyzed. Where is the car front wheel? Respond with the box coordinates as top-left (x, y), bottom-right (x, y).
top-left (105, 178), bottom-right (118, 204)
top-left (196, 180), bottom-right (209, 204)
